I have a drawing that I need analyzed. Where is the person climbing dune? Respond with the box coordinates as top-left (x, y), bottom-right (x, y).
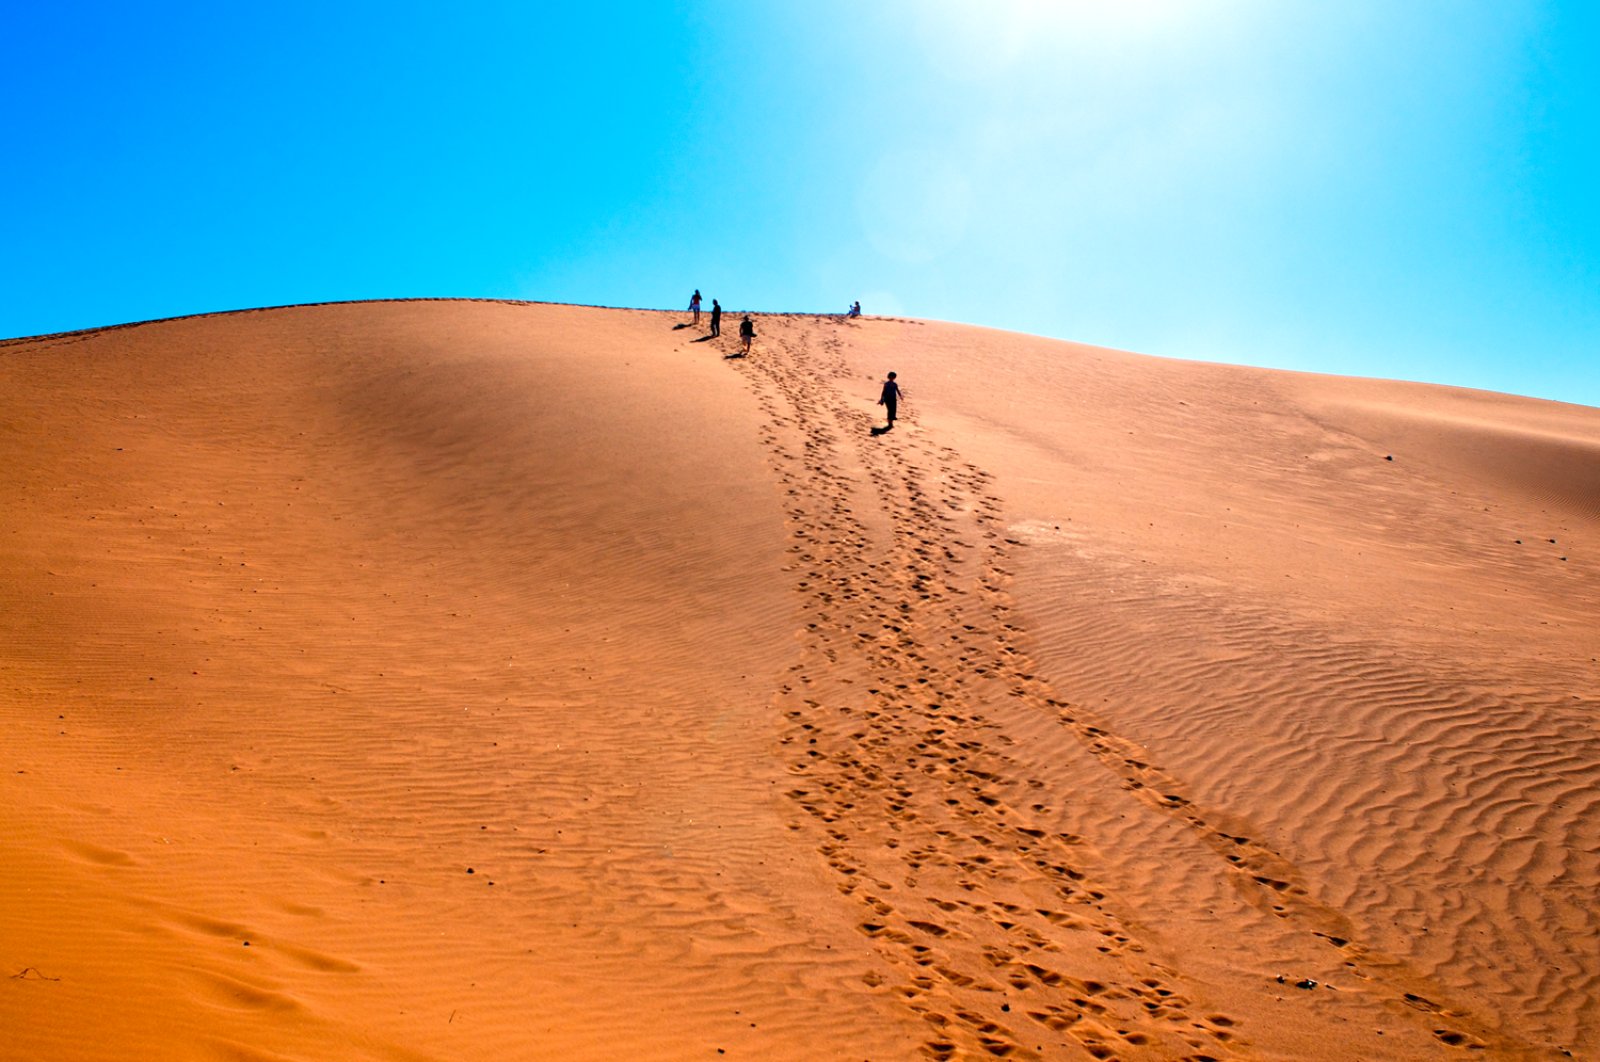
top-left (877, 371), bottom-right (901, 430)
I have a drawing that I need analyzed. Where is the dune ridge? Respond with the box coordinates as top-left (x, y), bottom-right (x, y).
top-left (2, 300), bottom-right (1596, 1059)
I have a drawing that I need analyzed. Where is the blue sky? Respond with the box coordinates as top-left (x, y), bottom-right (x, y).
top-left (5, 1), bottom-right (1597, 407)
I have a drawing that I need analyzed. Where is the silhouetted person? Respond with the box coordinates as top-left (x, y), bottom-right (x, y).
top-left (710, 299), bottom-right (722, 337)
top-left (689, 289), bottom-right (702, 325)
top-left (847, 301), bottom-right (861, 318)
top-left (878, 371), bottom-right (901, 429)
top-left (738, 315), bottom-right (755, 356)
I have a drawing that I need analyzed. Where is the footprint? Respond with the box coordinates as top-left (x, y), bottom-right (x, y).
top-left (61, 840), bottom-right (137, 867)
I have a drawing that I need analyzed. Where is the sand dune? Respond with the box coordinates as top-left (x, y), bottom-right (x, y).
top-left (2, 300), bottom-right (1596, 1060)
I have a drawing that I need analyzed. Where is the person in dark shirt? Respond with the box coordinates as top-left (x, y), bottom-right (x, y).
top-left (878, 371), bottom-right (901, 428)
top-left (738, 315), bottom-right (755, 356)
top-left (710, 299), bottom-right (722, 337)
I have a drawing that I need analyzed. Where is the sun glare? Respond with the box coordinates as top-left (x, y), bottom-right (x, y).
top-left (910, 0), bottom-right (1215, 80)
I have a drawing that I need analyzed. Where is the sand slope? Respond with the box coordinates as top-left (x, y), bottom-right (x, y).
top-left (2, 301), bottom-right (1596, 1060)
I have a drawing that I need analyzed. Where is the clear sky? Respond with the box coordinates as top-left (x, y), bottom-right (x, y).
top-left (5, 1), bottom-right (1597, 407)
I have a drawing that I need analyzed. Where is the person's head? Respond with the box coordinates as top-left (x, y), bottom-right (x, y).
top-left (887, 371), bottom-right (896, 380)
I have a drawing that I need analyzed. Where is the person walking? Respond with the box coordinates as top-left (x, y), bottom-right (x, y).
top-left (738, 314), bottom-right (755, 356)
top-left (709, 299), bottom-right (722, 337)
top-left (877, 371), bottom-right (901, 429)
top-left (690, 289), bottom-right (702, 326)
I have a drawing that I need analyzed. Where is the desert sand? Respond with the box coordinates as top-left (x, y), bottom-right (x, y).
top-left (1, 299), bottom-right (1595, 1060)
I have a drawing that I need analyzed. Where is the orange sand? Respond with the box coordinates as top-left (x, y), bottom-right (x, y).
top-left (2, 300), bottom-right (1595, 1060)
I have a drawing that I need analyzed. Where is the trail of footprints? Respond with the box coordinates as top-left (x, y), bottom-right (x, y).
top-left (733, 324), bottom-right (1247, 1059)
top-left (726, 320), bottom-right (1508, 1058)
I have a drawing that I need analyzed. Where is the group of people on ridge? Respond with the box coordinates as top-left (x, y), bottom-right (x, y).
top-left (687, 290), bottom-right (898, 432)
top-left (689, 290), bottom-right (754, 355)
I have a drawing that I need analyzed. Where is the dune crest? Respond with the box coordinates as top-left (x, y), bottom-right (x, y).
top-left (2, 300), bottom-right (1596, 1059)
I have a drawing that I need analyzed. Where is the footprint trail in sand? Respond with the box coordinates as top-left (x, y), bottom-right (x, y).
top-left (719, 319), bottom-right (1530, 1060)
